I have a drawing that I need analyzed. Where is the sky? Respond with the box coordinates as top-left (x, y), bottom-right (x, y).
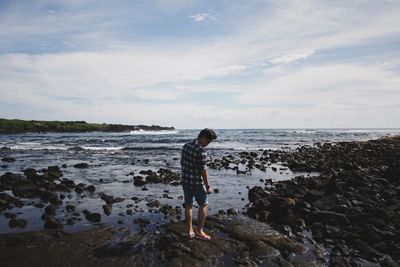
top-left (0, 0), bottom-right (399, 129)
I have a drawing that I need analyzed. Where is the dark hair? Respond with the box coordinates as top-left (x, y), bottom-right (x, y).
top-left (198, 128), bottom-right (217, 141)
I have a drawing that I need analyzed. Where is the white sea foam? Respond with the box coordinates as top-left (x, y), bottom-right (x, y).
top-left (81, 146), bottom-right (124, 151)
top-left (128, 130), bottom-right (179, 135)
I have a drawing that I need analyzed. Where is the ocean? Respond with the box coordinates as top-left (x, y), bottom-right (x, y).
top-left (1, 128), bottom-right (399, 233)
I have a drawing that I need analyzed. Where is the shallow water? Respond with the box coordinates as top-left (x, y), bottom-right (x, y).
top-left (1, 128), bottom-right (399, 234)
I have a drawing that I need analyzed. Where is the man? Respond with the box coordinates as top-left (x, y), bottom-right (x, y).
top-left (180, 128), bottom-right (217, 240)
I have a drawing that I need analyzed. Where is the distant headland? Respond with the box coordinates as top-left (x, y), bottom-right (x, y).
top-left (0, 118), bottom-right (175, 134)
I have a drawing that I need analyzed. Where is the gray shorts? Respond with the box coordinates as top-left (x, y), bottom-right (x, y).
top-left (183, 185), bottom-right (208, 207)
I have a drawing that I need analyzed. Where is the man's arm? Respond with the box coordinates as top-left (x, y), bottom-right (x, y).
top-left (201, 169), bottom-right (211, 191)
top-left (200, 150), bottom-right (212, 193)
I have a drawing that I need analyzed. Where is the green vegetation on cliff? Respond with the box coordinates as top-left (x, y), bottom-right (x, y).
top-left (0, 118), bottom-right (174, 134)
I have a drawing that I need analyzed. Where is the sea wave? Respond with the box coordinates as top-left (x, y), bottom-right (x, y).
top-left (128, 130), bottom-right (179, 135)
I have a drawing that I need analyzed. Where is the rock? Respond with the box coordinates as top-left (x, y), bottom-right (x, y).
top-left (248, 240), bottom-right (280, 258)
top-left (227, 208), bottom-right (239, 216)
top-left (159, 205), bottom-right (175, 216)
top-left (73, 163), bottom-right (89, 168)
top-left (85, 212), bottom-right (101, 222)
top-left (84, 185), bottom-right (96, 192)
top-left (1, 157), bottom-right (16, 162)
top-left (3, 211), bottom-right (17, 219)
top-left (11, 181), bottom-right (40, 198)
top-left (40, 191), bottom-right (61, 205)
top-left (134, 218), bottom-right (150, 224)
top-left (65, 204), bottom-right (75, 212)
top-left (9, 218), bottom-right (27, 228)
top-left (44, 215), bottom-right (63, 230)
top-left (47, 166), bottom-right (62, 178)
top-left (133, 176), bottom-right (147, 186)
top-left (310, 211), bottom-right (350, 226)
top-left (44, 205), bottom-right (56, 215)
top-left (100, 193), bottom-right (124, 205)
top-left (102, 204), bottom-right (112, 216)
top-left (146, 199), bottom-right (160, 208)
top-left (0, 192), bottom-right (23, 210)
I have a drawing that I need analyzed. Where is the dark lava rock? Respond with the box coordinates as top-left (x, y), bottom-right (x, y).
top-left (44, 215), bottom-right (63, 230)
top-left (0, 192), bottom-right (23, 210)
top-left (3, 211), bottom-right (17, 219)
top-left (227, 208), bottom-right (239, 215)
top-left (246, 136), bottom-right (400, 265)
top-left (44, 205), bottom-right (56, 216)
top-left (157, 215), bottom-right (317, 266)
top-left (40, 191), bottom-right (61, 205)
top-left (65, 204), bottom-right (75, 212)
top-left (85, 212), bottom-right (101, 222)
top-left (9, 218), bottom-right (27, 228)
top-left (84, 185), bottom-right (96, 192)
top-left (159, 205), bottom-right (175, 216)
top-left (1, 156), bottom-right (16, 162)
top-left (73, 163), bottom-right (89, 168)
top-left (100, 193), bottom-right (124, 205)
top-left (47, 166), bottom-right (62, 178)
top-left (12, 180), bottom-right (40, 198)
top-left (102, 204), bottom-right (112, 216)
top-left (133, 176), bottom-right (147, 186)
top-left (146, 199), bottom-right (160, 208)
top-left (133, 218), bottom-right (150, 224)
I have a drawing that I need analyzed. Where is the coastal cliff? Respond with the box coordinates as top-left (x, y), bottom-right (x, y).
top-left (0, 118), bottom-right (175, 134)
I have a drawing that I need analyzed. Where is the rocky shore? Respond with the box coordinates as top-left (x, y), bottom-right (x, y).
top-left (247, 136), bottom-right (400, 266)
top-left (0, 135), bottom-right (399, 266)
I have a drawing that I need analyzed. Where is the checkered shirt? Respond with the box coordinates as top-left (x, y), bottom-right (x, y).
top-left (180, 138), bottom-right (208, 189)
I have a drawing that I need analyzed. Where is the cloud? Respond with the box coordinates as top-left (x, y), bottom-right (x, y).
top-left (187, 12), bottom-right (217, 22)
top-left (269, 49), bottom-right (314, 64)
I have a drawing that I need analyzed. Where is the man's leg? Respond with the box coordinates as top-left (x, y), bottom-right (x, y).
top-left (197, 203), bottom-right (208, 230)
top-left (183, 187), bottom-right (195, 237)
top-left (185, 204), bottom-right (194, 235)
top-left (194, 186), bottom-right (210, 239)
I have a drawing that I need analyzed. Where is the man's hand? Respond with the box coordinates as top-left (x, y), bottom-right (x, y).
top-left (206, 185), bottom-right (212, 194)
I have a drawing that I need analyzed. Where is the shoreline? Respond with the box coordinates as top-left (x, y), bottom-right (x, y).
top-left (0, 135), bottom-right (399, 266)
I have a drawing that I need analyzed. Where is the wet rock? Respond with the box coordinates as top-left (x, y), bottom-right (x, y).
top-left (310, 211), bottom-right (350, 226)
top-left (133, 176), bottom-right (147, 186)
top-left (47, 166), bottom-right (62, 178)
top-left (227, 208), bottom-right (239, 216)
top-left (0, 192), bottom-right (23, 210)
top-left (100, 193), bottom-right (124, 205)
top-left (40, 191), bottom-right (61, 205)
top-left (85, 212), bottom-right (101, 222)
top-left (73, 163), bottom-right (89, 168)
top-left (159, 205), bottom-right (175, 216)
top-left (9, 218), bottom-right (27, 228)
top-left (134, 218), bottom-right (150, 224)
top-left (44, 215), bottom-right (63, 230)
top-left (1, 156), bottom-right (16, 162)
top-left (84, 185), bottom-right (96, 192)
top-left (12, 181), bottom-right (40, 198)
top-left (44, 205), bottom-right (56, 215)
top-left (65, 204), bottom-right (75, 212)
top-left (102, 204), bottom-right (112, 216)
top-left (3, 211), bottom-right (17, 219)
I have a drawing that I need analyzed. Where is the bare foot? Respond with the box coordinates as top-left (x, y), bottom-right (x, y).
top-left (194, 229), bottom-right (211, 240)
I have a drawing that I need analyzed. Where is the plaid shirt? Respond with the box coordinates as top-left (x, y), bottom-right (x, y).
top-left (180, 138), bottom-right (208, 189)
